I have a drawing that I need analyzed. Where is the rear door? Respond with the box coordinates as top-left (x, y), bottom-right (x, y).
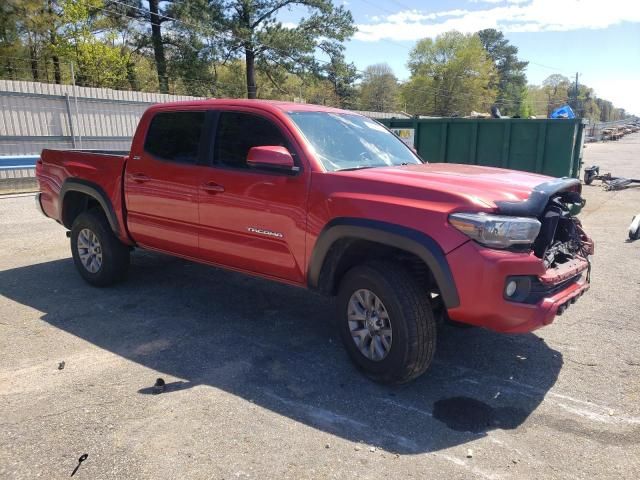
top-left (197, 110), bottom-right (310, 284)
top-left (125, 110), bottom-right (210, 257)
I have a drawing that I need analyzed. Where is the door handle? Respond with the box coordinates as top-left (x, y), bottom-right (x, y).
top-left (202, 182), bottom-right (225, 194)
top-left (131, 173), bottom-right (150, 183)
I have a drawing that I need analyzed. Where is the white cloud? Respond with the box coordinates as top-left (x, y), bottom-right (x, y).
top-left (354, 0), bottom-right (640, 42)
top-left (470, 0), bottom-right (529, 4)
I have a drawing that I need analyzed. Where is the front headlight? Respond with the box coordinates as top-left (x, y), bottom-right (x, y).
top-left (449, 212), bottom-right (541, 249)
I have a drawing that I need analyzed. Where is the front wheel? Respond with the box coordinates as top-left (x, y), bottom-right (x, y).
top-left (337, 261), bottom-right (436, 384)
top-left (70, 209), bottom-right (130, 287)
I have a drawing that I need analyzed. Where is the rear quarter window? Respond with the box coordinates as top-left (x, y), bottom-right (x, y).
top-left (144, 111), bottom-right (206, 164)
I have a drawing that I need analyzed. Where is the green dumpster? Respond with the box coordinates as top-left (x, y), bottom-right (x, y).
top-left (380, 118), bottom-right (587, 178)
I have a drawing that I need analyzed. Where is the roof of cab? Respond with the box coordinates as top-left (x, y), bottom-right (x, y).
top-left (147, 98), bottom-right (352, 115)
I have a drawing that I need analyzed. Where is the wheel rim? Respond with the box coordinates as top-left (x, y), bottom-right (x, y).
top-left (347, 289), bottom-right (392, 361)
top-left (77, 228), bottom-right (103, 273)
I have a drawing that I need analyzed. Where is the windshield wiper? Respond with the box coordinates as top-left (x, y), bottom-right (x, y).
top-left (335, 165), bottom-right (377, 172)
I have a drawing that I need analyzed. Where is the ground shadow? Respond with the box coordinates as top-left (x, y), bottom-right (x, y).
top-left (0, 251), bottom-right (563, 454)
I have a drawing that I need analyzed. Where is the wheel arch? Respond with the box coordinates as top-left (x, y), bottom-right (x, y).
top-left (307, 218), bottom-right (460, 309)
top-left (60, 179), bottom-right (120, 235)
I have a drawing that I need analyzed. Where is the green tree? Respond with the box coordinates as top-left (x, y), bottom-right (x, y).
top-left (402, 31), bottom-right (496, 116)
top-left (525, 85), bottom-right (548, 117)
top-left (0, 1), bottom-right (23, 79)
top-left (359, 63), bottom-right (398, 112)
top-left (207, 0), bottom-right (355, 99)
top-left (54, 0), bottom-right (130, 88)
top-left (596, 98), bottom-right (615, 122)
top-left (323, 52), bottom-right (359, 108)
top-left (1, 0), bottom-right (61, 82)
top-left (104, 0), bottom-right (177, 93)
top-left (575, 84), bottom-right (600, 121)
top-left (541, 74), bottom-right (570, 116)
top-left (478, 29), bottom-right (528, 116)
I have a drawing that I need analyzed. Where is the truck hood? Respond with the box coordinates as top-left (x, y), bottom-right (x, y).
top-left (335, 163), bottom-right (579, 214)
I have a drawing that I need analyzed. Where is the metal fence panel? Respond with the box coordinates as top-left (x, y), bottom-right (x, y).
top-left (0, 80), bottom-right (202, 155)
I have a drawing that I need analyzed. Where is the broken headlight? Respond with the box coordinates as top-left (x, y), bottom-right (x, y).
top-left (449, 212), bottom-right (541, 249)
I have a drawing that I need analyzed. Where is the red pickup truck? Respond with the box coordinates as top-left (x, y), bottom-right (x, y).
top-left (36, 100), bottom-right (594, 383)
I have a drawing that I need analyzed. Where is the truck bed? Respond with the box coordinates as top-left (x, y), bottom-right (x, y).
top-left (36, 148), bottom-right (130, 242)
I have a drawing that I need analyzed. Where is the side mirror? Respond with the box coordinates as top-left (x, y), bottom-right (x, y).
top-left (247, 146), bottom-right (298, 172)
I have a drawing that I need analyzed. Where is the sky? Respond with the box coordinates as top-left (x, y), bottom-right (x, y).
top-left (287, 0), bottom-right (640, 114)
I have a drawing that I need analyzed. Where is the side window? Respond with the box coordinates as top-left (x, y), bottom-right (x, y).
top-left (144, 111), bottom-right (206, 164)
top-left (214, 112), bottom-right (288, 168)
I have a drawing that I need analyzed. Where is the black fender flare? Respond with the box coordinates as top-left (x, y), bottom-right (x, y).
top-left (307, 218), bottom-right (460, 309)
top-left (59, 178), bottom-right (120, 235)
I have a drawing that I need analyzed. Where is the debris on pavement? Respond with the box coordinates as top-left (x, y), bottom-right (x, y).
top-left (152, 378), bottom-right (165, 394)
top-left (583, 165), bottom-right (640, 191)
top-left (57, 361), bottom-right (65, 370)
top-left (70, 453), bottom-right (88, 477)
top-left (466, 449), bottom-right (474, 458)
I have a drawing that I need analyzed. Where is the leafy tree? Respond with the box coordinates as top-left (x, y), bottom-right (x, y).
top-left (359, 63), bottom-right (398, 112)
top-left (0, 1), bottom-right (23, 79)
top-left (575, 84), bottom-right (600, 121)
top-left (402, 31), bottom-right (496, 116)
top-left (525, 85), bottom-right (548, 117)
top-left (596, 97), bottom-right (617, 122)
top-left (323, 52), bottom-right (359, 108)
top-left (541, 74), bottom-right (570, 116)
top-left (207, 0), bottom-right (355, 99)
top-left (478, 29), bottom-right (528, 116)
top-left (104, 0), bottom-right (176, 93)
top-left (52, 2), bottom-right (123, 87)
top-left (1, 0), bottom-right (61, 82)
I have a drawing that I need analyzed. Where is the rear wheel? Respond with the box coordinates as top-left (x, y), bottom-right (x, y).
top-left (70, 209), bottom-right (130, 286)
top-left (337, 261), bottom-right (436, 384)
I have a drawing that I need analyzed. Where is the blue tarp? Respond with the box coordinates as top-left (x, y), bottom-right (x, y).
top-left (550, 105), bottom-right (576, 119)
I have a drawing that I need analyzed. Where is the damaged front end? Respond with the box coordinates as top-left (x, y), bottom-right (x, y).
top-left (532, 190), bottom-right (594, 269)
top-left (496, 177), bottom-right (594, 269)
top-left (496, 178), bottom-right (594, 316)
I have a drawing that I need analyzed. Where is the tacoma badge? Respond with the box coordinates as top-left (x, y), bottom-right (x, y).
top-left (247, 227), bottom-right (284, 238)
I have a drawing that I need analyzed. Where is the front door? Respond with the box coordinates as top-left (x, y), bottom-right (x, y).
top-left (198, 110), bottom-right (309, 284)
top-left (125, 110), bottom-right (209, 258)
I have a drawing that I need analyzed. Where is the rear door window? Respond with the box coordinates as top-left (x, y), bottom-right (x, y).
top-left (214, 112), bottom-right (288, 168)
top-left (144, 111), bottom-right (206, 164)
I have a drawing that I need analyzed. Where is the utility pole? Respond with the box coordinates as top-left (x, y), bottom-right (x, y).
top-left (574, 72), bottom-right (580, 115)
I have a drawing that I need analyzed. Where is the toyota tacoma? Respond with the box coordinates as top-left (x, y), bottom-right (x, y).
top-left (35, 100), bottom-right (594, 383)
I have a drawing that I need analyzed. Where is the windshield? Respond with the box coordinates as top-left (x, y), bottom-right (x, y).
top-left (287, 112), bottom-right (423, 171)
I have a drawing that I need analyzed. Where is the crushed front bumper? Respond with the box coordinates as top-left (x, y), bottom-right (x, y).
top-left (445, 241), bottom-right (591, 333)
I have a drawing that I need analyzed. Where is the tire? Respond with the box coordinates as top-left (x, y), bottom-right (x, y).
top-left (336, 261), bottom-right (436, 384)
top-left (629, 215), bottom-right (640, 241)
top-left (70, 209), bottom-right (130, 287)
top-left (583, 170), bottom-right (595, 185)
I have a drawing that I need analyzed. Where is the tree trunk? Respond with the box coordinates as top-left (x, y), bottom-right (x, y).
top-left (51, 56), bottom-right (61, 84)
top-left (149, 0), bottom-right (168, 94)
top-left (29, 46), bottom-right (39, 81)
top-left (47, 0), bottom-right (61, 84)
top-left (126, 60), bottom-right (139, 91)
top-left (245, 47), bottom-right (257, 99)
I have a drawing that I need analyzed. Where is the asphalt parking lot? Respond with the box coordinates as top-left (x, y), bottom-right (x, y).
top-left (1, 135), bottom-right (639, 480)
